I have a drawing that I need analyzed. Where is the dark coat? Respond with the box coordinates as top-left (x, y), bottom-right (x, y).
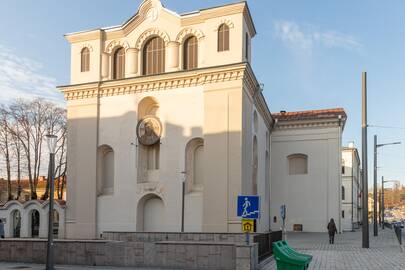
top-left (327, 222), bottom-right (337, 236)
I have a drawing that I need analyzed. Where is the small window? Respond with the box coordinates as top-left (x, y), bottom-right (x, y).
top-left (288, 154), bottom-right (308, 175)
top-left (342, 159), bottom-right (345, 174)
top-left (113, 47), bottom-right (125, 79)
top-left (342, 186), bottom-right (345, 200)
top-left (245, 33), bottom-right (250, 60)
top-left (218, 24), bottom-right (230, 52)
top-left (183, 36), bottom-right (198, 70)
top-left (342, 210), bottom-right (345, 218)
top-left (81, 47), bottom-right (90, 72)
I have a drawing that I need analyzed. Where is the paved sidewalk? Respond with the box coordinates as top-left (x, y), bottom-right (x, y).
top-left (264, 227), bottom-right (405, 270)
top-left (0, 263), bottom-right (173, 270)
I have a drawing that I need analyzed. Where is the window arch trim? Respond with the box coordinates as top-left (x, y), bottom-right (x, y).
top-left (218, 23), bottom-right (230, 52)
top-left (287, 153), bottom-right (308, 175)
top-left (135, 28), bottom-right (170, 50)
top-left (183, 35), bottom-right (198, 70)
top-left (112, 47), bottom-right (126, 79)
top-left (81, 47), bottom-right (90, 72)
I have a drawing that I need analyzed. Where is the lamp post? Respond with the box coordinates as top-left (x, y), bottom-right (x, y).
top-left (381, 177), bottom-right (399, 230)
top-left (373, 136), bottom-right (401, 236)
top-left (46, 134), bottom-right (57, 270)
top-left (180, 171), bottom-right (186, 233)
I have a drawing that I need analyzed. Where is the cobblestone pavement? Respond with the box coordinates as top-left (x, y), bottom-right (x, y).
top-left (263, 227), bottom-right (405, 270)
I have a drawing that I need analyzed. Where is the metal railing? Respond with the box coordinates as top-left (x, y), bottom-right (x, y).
top-left (253, 230), bottom-right (282, 262)
top-left (394, 225), bottom-right (402, 245)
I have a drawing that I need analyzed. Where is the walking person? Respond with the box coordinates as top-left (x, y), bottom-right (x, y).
top-left (0, 219), bottom-right (5, 239)
top-left (327, 218), bottom-right (337, 244)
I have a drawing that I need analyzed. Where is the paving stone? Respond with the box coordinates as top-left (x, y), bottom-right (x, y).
top-left (262, 227), bottom-right (405, 270)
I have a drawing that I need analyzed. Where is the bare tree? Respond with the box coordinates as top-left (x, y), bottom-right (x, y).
top-left (9, 99), bottom-right (55, 199)
top-left (42, 106), bottom-right (67, 200)
top-left (10, 124), bottom-right (23, 200)
top-left (0, 107), bottom-right (13, 200)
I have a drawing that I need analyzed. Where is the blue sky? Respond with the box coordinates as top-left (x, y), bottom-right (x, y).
top-left (1, 0), bottom-right (405, 186)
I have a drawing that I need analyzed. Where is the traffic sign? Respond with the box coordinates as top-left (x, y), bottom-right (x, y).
top-left (237, 195), bottom-right (260, 219)
top-left (242, 219), bottom-right (254, 233)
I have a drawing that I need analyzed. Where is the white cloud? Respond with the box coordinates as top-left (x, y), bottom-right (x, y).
top-left (0, 44), bottom-right (64, 104)
top-left (274, 21), bottom-right (363, 52)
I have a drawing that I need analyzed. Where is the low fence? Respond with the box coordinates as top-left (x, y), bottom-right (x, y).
top-left (0, 238), bottom-right (258, 270)
top-left (103, 230), bottom-right (282, 264)
top-left (253, 230), bottom-right (282, 262)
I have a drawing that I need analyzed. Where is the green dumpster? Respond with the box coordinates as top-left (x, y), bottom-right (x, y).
top-left (281, 240), bottom-right (313, 261)
top-left (272, 241), bottom-right (312, 270)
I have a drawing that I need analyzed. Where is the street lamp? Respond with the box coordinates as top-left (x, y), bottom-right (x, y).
top-left (180, 171), bottom-right (186, 233)
top-left (46, 134), bottom-right (57, 270)
top-left (373, 136), bottom-right (401, 236)
top-left (381, 177), bottom-right (399, 230)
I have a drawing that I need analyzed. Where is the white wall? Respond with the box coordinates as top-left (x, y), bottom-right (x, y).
top-left (96, 86), bottom-right (204, 234)
top-left (270, 125), bottom-right (342, 233)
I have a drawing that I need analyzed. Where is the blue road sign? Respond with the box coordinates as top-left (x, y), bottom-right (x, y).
top-left (237, 195), bottom-right (260, 219)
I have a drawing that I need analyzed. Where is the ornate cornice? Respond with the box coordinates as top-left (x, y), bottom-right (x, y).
top-left (59, 63), bottom-right (247, 101)
top-left (59, 62), bottom-right (273, 130)
top-left (274, 119), bottom-right (343, 130)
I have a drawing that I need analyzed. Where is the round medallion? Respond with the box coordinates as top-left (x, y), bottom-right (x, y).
top-left (136, 116), bottom-right (162, 146)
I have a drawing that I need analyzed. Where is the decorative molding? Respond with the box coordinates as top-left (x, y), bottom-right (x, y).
top-left (0, 199), bottom-right (66, 210)
top-left (58, 62), bottom-right (273, 132)
top-left (136, 182), bottom-right (165, 199)
top-left (105, 40), bottom-right (130, 54)
top-left (274, 120), bottom-right (343, 130)
top-left (176, 28), bottom-right (205, 43)
top-left (59, 63), bottom-right (247, 100)
top-left (214, 19), bottom-right (235, 31)
top-left (79, 44), bottom-right (94, 53)
top-left (135, 28), bottom-right (170, 50)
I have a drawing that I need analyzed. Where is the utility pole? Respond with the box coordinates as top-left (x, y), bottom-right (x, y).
top-left (378, 189), bottom-right (381, 226)
top-left (382, 176), bottom-right (385, 229)
top-left (373, 139), bottom-right (400, 233)
top-left (362, 72), bottom-right (369, 248)
top-left (373, 135), bottom-right (378, 236)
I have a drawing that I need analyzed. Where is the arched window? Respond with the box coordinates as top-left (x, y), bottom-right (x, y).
top-left (143, 37), bottom-right (165, 75)
top-left (81, 47), bottom-right (90, 72)
top-left (30, 210), bottom-right (40, 238)
top-left (10, 210), bottom-right (21, 238)
top-left (183, 36), bottom-right (198, 70)
top-left (97, 145), bottom-right (115, 195)
top-left (288, 154), bottom-right (308, 175)
top-left (342, 186), bottom-right (345, 200)
top-left (113, 47), bottom-right (125, 79)
top-left (342, 159), bottom-right (345, 174)
top-left (218, 24), bottom-right (230, 52)
top-left (136, 194), bottom-right (165, 232)
top-left (252, 136), bottom-right (258, 195)
top-left (185, 138), bottom-right (204, 192)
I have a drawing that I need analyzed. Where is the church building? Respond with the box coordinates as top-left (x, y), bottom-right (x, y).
top-left (59, 0), bottom-right (272, 239)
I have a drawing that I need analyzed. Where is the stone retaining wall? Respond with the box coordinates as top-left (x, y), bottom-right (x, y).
top-left (0, 239), bottom-right (258, 270)
top-left (102, 231), bottom-right (251, 243)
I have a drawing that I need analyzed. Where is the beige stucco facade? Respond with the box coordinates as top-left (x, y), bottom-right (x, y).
top-left (269, 111), bottom-right (346, 233)
top-left (342, 144), bottom-right (362, 231)
top-left (59, 0), bottom-right (272, 239)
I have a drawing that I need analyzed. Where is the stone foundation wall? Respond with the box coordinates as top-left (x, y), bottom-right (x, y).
top-left (0, 239), bottom-right (258, 270)
top-left (102, 231), bottom-right (251, 243)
